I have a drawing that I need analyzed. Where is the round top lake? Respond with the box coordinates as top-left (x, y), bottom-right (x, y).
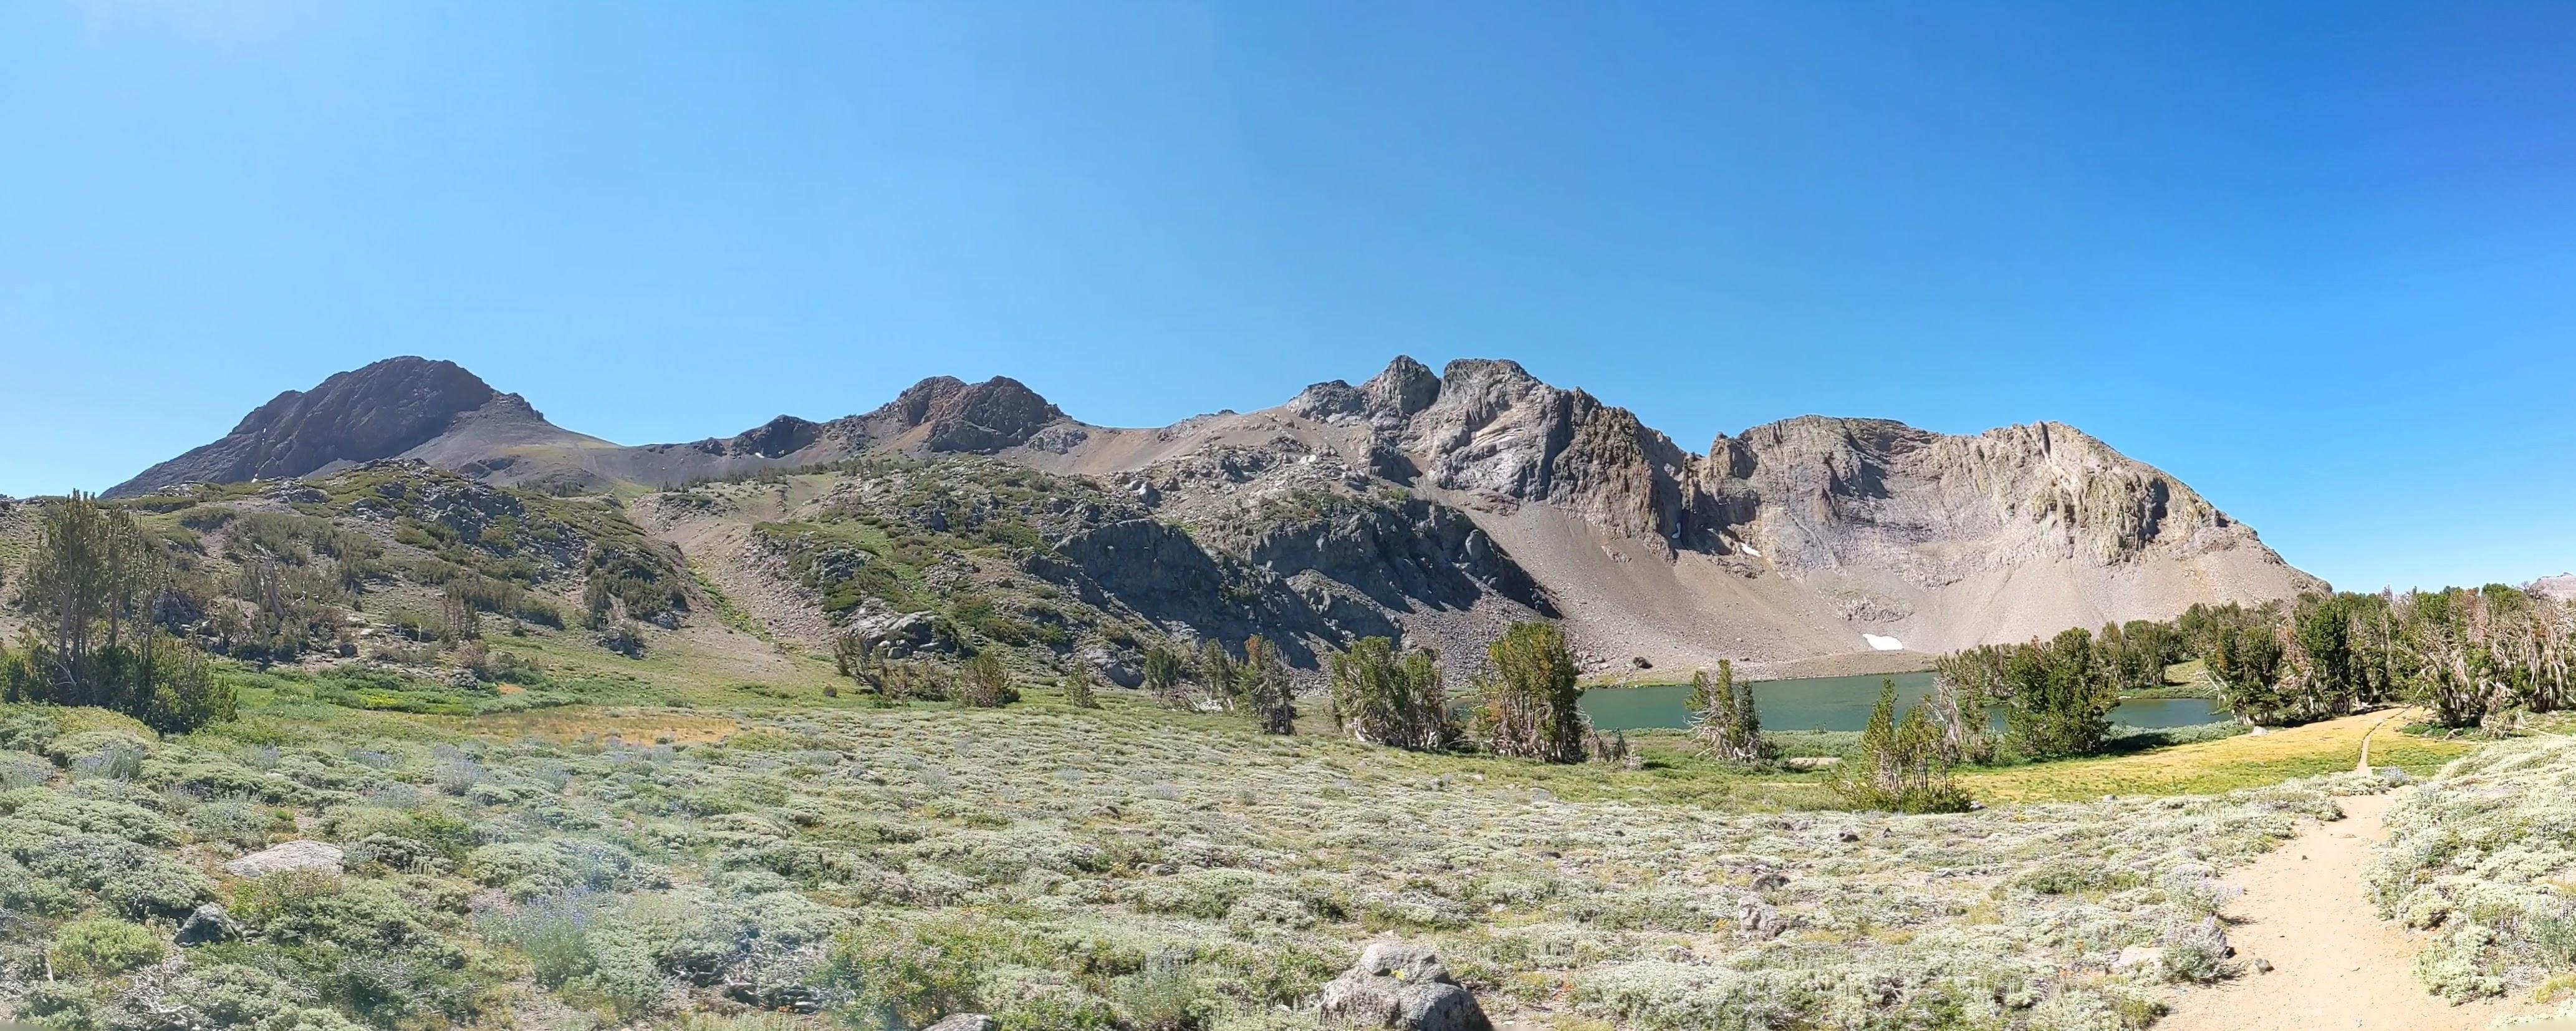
top-left (1578, 670), bottom-right (2225, 733)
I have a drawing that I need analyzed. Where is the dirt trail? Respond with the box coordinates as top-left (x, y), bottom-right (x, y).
top-left (2156, 790), bottom-right (2543, 1030)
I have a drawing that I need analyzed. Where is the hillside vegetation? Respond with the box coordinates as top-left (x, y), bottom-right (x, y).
top-left (2372, 732), bottom-right (2576, 1004)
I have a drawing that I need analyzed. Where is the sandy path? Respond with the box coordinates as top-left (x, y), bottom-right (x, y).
top-left (2156, 791), bottom-right (2541, 1030)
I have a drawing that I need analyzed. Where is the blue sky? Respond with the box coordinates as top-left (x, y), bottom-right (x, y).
top-left (4, 2), bottom-right (2572, 593)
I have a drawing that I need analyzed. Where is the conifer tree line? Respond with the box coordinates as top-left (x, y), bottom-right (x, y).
top-left (835, 614), bottom-right (1599, 760)
top-left (2217, 586), bottom-right (2576, 728)
top-left (1927, 586), bottom-right (2576, 742)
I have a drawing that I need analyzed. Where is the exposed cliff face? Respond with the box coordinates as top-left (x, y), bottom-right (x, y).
top-left (1711, 417), bottom-right (2250, 580)
top-left (107, 357), bottom-right (598, 498)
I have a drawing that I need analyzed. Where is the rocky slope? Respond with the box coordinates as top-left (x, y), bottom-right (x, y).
top-left (1007, 357), bottom-right (2320, 670)
top-left (110, 356), bottom-right (2323, 675)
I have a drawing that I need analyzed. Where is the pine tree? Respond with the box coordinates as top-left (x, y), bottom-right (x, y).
top-left (1685, 659), bottom-right (1766, 763)
top-left (2207, 617), bottom-right (2289, 724)
top-left (1064, 667), bottom-right (1100, 709)
top-left (2002, 628), bottom-right (2118, 758)
top-left (1835, 679), bottom-right (1971, 813)
top-left (1328, 637), bottom-right (1451, 750)
top-left (1142, 645), bottom-right (1188, 709)
top-left (1242, 634), bottom-right (1295, 735)
top-left (1475, 622), bottom-right (1585, 763)
top-left (1928, 645), bottom-right (2005, 764)
top-left (958, 651), bottom-right (1018, 707)
top-left (1195, 639), bottom-right (1240, 710)
top-left (7, 494), bottom-right (234, 732)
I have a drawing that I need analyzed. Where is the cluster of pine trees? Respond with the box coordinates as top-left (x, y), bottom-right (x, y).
top-left (1143, 637), bottom-right (1297, 733)
top-left (2193, 588), bottom-right (2576, 728)
top-left (1322, 621), bottom-right (1592, 763)
top-left (1835, 678), bottom-right (1974, 813)
top-left (1, 494), bottom-right (236, 732)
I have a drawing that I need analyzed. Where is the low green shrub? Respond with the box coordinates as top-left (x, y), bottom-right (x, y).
top-left (49, 916), bottom-right (165, 976)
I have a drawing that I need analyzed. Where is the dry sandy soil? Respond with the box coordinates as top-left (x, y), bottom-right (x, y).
top-left (2158, 790), bottom-right (2553, 1031)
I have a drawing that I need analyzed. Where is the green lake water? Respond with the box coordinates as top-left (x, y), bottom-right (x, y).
top-left (1577, 670), bottom-right (2226, 733)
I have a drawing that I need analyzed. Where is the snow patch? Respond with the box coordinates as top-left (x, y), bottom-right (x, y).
top-left (1862, 634), bottom-right (1905, 652)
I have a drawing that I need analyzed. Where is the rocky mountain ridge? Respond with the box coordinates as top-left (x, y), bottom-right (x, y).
top-left (107, 355), bottom-right (2323, 673)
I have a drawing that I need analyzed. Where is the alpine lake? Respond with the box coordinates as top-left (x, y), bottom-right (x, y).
top-left (1577, 669), bottom-right (2227, 733)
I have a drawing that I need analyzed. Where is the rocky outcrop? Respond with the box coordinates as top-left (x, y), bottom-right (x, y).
top-left (1290, 355), bottom-right (1442, 430)
top-left (174, 904), bottom-right (242, 946)
top-left (1317, 942), bottom-right (1492, 1031)
top-left (1295, 359), bottom-right (1708, 546)
top-left (1047, 518), bottom-right (1398, 664)
top-left (108, 357), bottom-right (547, 498)
top-left (1387, 360), bottom-right (1697, 542)
top-left (715, 415), bottom-right (825, 459)
top-left (1241, 497), bottom-right (1551, 615)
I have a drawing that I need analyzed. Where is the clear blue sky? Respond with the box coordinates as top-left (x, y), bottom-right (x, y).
top-left (4, 3), bottom-right (2572, 593)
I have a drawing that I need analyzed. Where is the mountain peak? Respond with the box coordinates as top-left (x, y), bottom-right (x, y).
top-left (1362, 356), bottom-right (1441, 417)
top-left (866, 375), bottom-right (1065, 454)
top-left (105, 357), bottom-right (549, 498)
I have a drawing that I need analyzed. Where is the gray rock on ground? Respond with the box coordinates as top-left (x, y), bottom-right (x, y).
top-left (921, 1017), bottom-right (996, 1031)
top-left (1736, 896), bottom-right (1785, 939)
top-left (2112, 946), bottom-right (2164, 974)
top-left (1318, 942), bottom-right (1492, 1031)
top-left (222, 840), bottom-right (345, 878)
top-left (175, 904), bottom-right (241, 946)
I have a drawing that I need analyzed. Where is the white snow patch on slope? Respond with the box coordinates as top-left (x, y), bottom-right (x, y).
top-left (1863, 634), bottom-right (1905, 652)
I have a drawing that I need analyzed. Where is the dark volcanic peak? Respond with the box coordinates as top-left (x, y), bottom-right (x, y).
top-left (107, 357), bottom-right (522, 498)
top-left (718, 415), bottom-right (825, 459)
top-left (867, 375), bottom-right (1066, 453)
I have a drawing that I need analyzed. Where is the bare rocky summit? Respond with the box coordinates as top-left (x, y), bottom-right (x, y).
top-left (110, 355), bottom-right (2321, 674)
